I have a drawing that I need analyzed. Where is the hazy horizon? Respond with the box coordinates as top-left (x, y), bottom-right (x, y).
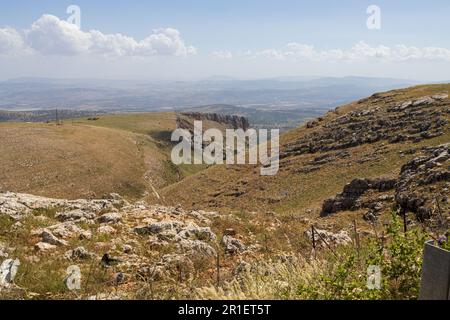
top-left (0, 74), bottom-right (430, 83)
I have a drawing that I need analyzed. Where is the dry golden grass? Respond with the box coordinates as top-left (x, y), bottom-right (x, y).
top-left (0, 122), bottom-right (163, 200)
top-left (0, 112), bottom-right (226, 201)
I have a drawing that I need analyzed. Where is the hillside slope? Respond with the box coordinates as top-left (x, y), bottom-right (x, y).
top-left (158, 84), bottom-right (449, 229)
top-left (0, 122), bottom-right (166, 200)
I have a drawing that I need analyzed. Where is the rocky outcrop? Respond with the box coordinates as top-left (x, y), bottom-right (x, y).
top-left (283, 94), bottom-right (449, 158)
top-left (1, 191), bottom-right (227, 287)
top-left (321, 178), bottom-right (397, 216)
top-left (0, 191), bottom-right (127, 220)
top-left (395, 144), bottom-right (450, 222)
top-left (320, 144), bottom-right (449, 225)
top-left (179, 112), bottom-right (250, 131)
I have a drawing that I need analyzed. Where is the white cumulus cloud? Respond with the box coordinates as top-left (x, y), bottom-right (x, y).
top-left (26, 15), bottom-right (91, 55)
top-left (0, 14), bottom-right (196, 57)
top-left (0, 27), bottom-right (29, 55)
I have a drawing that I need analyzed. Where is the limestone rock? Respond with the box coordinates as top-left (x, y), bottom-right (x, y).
top-left (306, 229), bottom-right (352, 247)
top-left (97, 212), bottom-right (122, 224)
top-left (64, 247), bottom-right (94, 260)
top-left (40, 230), bottom-right (68, 246)
top-left (35, 242), bottom-right (57, 252)
top-left (321, 177), bottom-right (397, 216)
top-left (222, 235), bottom-right (246, 254)
top-left (177, 223), bottom-right (216, 241)
top-left (56, 209), bottom-right (96, 222)
top-left (177, 239), bottom-right (217, 257)
top-left (134, 220), bottom-right (183, 235)
top-left (97, 225), bottom-right (116, 235)
top-left (0, 259), bottom-right (20, 287)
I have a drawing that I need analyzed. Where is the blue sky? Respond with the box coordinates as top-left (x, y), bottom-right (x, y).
top-left (1, 0), bottom-right (450, 80)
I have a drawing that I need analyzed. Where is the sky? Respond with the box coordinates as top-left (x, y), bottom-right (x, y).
top-left (1, 0), bottom-right (450, 81)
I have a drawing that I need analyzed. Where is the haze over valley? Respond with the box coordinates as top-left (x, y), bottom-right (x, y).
top-left (0, 76), bottom-right (419, 130)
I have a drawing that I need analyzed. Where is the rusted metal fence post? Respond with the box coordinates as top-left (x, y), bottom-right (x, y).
top-left (311, 225), bottom-right (316, 259)
top-left (400, 207), bottom-right (408, 234)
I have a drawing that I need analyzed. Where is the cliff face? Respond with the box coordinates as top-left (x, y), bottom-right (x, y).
top-left (178, 112), bottom-right (250, 131)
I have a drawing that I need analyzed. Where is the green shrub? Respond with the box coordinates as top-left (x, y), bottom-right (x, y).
top-left (197, 212), bottom-right (428, 300)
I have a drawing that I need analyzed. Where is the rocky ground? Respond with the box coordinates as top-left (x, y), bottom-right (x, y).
top-left (0, 191), bottom-right (257, 299)
top-left (0, 189), bottom-right (358, 299)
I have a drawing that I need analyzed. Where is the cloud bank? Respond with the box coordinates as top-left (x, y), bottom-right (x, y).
top-left (0, 14), bottom-right (197, 57)
top-left (246, 41), bottom-right (450, 62)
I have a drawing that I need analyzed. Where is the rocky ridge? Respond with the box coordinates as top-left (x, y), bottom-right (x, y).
top-left (177, 112), bottom-right (250, 132)
top-left (282, 93), bottom-right (448, 158)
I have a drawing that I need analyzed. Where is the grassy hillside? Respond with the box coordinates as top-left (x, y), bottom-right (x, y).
top-left (0, 112), bottom-right (241, 200)
top-left (0, 122), bottom-right (160, 200)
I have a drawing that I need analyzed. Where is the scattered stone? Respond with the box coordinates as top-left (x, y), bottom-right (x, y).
top-left (0, 259), bottom-right (20, 287)
top-left (306, 229), bottom-right (352, 246)
top-left (134, 220), bottom-right (183, 235)
top-left (177, 224), bottom-right (216, 241)
top-left (222, 235), bottom-right (246, 254)
top-left (148, 238), bottom-right (170, 250)
top-left (114, 272), bottom-right (126, 285)
top-left (40, 230), bottom-right (68, 246)
top-left (45, 222), bottom-right (92, 240)
top-left (178, 239), bottom-right (216, 257)
top-left (97, 212), bottom-right (122, 224)
top-left (35, 242), bottom-right (57, 252)
top-left (138, 265), bottom-right (166, 281)
top-left (0, 243), bottom-right (9, 259)
top-left (97, 225), bottom-right (116, 235)
top-left (56, 209), bottom-right (96, 222)
top-left (123, 244), bottom-right (133, 254)
top-left (64, 247), bottom-right (94, 260)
